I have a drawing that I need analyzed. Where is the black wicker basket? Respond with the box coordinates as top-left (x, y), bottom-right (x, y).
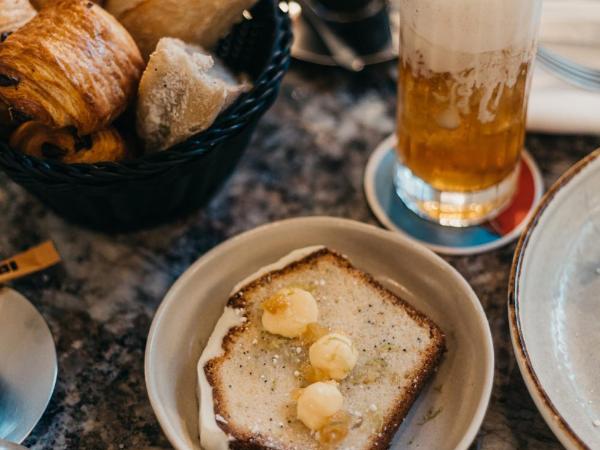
top-left (0, 0), bottom-right (292, 232)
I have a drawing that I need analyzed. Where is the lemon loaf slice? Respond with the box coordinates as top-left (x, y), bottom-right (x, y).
top-left (198, 247), bottom-right (445, 450)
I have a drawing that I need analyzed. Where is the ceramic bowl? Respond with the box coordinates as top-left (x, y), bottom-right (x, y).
top-left (509, 149), bottom-right (600, 449)
top-left (145, 217), bottom-right (494, 449)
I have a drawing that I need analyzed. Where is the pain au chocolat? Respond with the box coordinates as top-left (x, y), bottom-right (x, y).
top-left (0, 0), bottom-right (143, 135)
top-left (10, 121), bottom-right (128, 163)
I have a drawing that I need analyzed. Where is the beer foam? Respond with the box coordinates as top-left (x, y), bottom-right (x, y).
top-left (400, 0), bottom-right (542, 123)
top-left (401, 0), bottom-right (542, 71)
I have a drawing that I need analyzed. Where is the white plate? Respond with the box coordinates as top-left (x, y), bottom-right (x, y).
top-left (146, 217), bottom-right (494, 450)
top-left (509, 149), bottom-right (600, 449)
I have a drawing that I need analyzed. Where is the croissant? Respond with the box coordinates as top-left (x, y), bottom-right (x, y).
top-left (104, 0), bottom-right (257, 59)
top-left (0, 0), bottom-right (144, 135)
top-left (10, 121), bottom-right (129, 163)
top-left (0, 0), bottom-right (36, 35)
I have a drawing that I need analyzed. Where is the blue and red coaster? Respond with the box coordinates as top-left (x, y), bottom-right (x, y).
top-left (364, 135), bottom-right (544, 255)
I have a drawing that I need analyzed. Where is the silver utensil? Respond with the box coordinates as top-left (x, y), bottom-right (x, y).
top-left (0, 439), bottom-right (28, 450)
top-left (294, 0), bottom-right (366, 71)
top-left (537, 46), bottom-right (600, 91)
top-left (0, 288), bottom-right (57, 444)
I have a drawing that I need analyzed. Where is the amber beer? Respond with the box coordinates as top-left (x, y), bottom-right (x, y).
top-left (394, 0), bottom-right (542, 226)
top-left (398, 63), bottom-right (530, 193)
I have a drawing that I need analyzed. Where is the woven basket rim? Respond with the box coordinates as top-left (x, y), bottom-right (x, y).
top-left (0, 0), bottom-right (291, 181)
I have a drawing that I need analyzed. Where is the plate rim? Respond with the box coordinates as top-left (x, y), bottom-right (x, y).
top-left (508, 148), bottom-right (600, 450)
top-left (145, 216), bottom-right (494, 450)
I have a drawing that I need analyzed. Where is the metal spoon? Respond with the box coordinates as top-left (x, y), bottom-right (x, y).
top-left (295, 0), bottom-right (366, 71)
top-left (0, 439), bottom-right (28, 450)
top-left (0, 288), bottom-right (57, 444)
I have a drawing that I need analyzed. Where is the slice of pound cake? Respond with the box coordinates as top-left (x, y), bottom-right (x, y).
top-left (198, 247), bottom-right (445, 450)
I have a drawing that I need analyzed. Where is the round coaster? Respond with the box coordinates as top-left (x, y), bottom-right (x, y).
top-left (364, 135), bottom-right (544, 255)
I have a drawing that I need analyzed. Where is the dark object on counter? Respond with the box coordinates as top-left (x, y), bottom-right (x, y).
top-left (0, 0), bottom-right (292, 232)
top-left (314, 0), bottom-right (380, 12)
top-left (315, 0), bottom-right (382, 17)
top-left (293, 0), bottom-right (393, 67)
top-left (296, 0), bottom-right (365, 71)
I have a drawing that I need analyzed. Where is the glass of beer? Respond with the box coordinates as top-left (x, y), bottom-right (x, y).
top-left (395, 0), bottom-right (543, 227)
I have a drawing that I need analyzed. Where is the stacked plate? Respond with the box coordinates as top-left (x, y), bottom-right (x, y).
top-left (510, 150), bottom-right (600, 449)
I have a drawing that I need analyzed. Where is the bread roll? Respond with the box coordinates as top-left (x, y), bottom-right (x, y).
top-left (0, 0), bottom-right (144, 134)
top-left (29, 0), bottom-right (103, 8)
top-left (137, 37), bottom-right (250, 151)
top-left (104, 0), bottom-right (258, 59)
top-left (10, 121), bottom-right (129, 163)
top-left (0, 0), bottom-right (36, 35)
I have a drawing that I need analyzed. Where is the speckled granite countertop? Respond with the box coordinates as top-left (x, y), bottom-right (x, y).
top-left (2, 62), bottom-right (599, 450)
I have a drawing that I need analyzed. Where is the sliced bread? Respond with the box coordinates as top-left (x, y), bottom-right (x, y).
top-left (136, 37), bottom-right (250, 151)
top-left (104, 0), bottom-right (258, 59)
top-left (200, 247), bottom-right (445, 450)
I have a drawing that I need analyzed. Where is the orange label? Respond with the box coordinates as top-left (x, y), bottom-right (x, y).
top-left (0, 241), bottom-right (61, 283)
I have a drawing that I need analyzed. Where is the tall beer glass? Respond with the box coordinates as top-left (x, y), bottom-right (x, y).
top-left (395, 0), bottom-right (543, 227)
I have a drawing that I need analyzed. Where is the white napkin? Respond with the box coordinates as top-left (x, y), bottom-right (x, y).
top-left (527, 0), bottom-right (600, 134)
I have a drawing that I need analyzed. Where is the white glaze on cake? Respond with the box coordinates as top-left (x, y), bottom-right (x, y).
top-left (198, 307), bottom-right (246, 450)
top-left (230, 246), bottom-right (324, 295)
top-left (198, 246), bottom-right (325, 450)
